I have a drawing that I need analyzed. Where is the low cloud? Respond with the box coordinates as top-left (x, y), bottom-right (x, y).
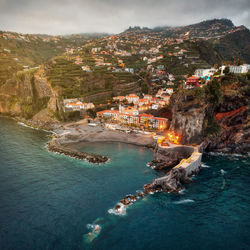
top-left (0, 0), bottom-right (249, 34)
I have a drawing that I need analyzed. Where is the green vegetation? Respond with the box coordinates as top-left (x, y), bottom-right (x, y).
top-left (194, 87), bottom-right (205, 101)
top-left (205, 114), bottom-right (221, 136)
top-left (86, 109), bottom-right (97, 119)
top-left (205, 79), bottom-right (223, 107)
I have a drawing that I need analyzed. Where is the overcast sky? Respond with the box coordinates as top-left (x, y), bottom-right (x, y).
top-left (0, 0), bottom-right (249, 35)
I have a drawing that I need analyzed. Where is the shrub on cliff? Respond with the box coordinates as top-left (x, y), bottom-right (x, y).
top-left (205, 79), bottom-right (223, 107)
top-left (194, 87), bottom-right (205, 101)
top-left (86, 109), bottom-right (96, 119)
top-left (205, 114), bottom-right (221, 136)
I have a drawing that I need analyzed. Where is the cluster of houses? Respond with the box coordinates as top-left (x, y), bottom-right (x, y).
top-left (96, 91), bottom-right (172, 130)
top-left (63, 99), bottom-right (95, 112)
top-left (97, 109), bottom-right (168, 130)
top-left (113, 92), bottom-right (171, 111)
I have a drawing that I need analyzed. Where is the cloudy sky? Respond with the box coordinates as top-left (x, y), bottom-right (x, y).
top-left (0, 0), bottom-right (249, 35)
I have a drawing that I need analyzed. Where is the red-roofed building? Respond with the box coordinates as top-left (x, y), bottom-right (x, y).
top-left (139, 114), bottom-right (167, 130)
top-left (126, 94), bottom-right (139, 104)
top-left (113, 96), bottom-right (125, 102)
top-left (144, 94), bottom-right (153, 100)
top-left (185, 76), bottom-right (200, 88)
top-left (97, 110), bottom-right (119, 119)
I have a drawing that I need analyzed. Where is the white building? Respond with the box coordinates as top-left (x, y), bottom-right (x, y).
top-left (194, 68), bottom-right (216, 78)
top-left (126, 94), bottom-right (139, 104)
top-left (65, 101), bottom-right (95, 111)
top-left (229, 64), bottom-right (250, 74)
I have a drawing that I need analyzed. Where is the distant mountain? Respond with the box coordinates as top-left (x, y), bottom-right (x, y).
top-left (64, 32), bottom-right (111, 39)
top-left (123, 26), bottom-right (152, 34)
top-left (122, 18), bottom-right (239, 39)
top-left (159, 18), bottom-right (237, 39)
top-left (214, 26), bottom-right (250, 62)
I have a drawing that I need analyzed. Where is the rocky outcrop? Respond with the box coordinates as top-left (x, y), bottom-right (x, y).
top-left (144, 167), bottom-right (190, 193)
top-left (47, 139), bottom-right (109, 163)
top-left (150, 145), bottom-right (194, 170)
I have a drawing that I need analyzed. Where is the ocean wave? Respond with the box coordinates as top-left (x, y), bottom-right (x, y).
top-left (179, 188), bottom-right (186, 195)
top-left (17, 121), bottom-right (55, 134)
top-left (201, 163), bottom-right (210, 168)
top-left (220, 169), bottom-right (227, 175)
top-left (207, 151), bottom-right (247, 158)
top-left (18, 122), bottom-right (39, 130)
top-left (173, 199), bottom-right (194, 204)
top-left (221, 178), bottom-right (226, 190)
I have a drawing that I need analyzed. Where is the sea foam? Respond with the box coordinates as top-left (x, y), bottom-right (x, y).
top-left (173, 199), bottom-right (195, 204)
top-left (201, 163), bottom-right (211, 168)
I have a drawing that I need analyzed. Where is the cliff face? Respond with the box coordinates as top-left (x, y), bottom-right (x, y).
top-left (170, 92), bottom-right (208, 144)
top-left (0, 69), bottom-right (61, 128)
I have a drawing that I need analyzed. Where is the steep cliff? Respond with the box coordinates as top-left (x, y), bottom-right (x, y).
top-left (0, 68), bottom-right (62, 128)
top-left (170, 91), bottom-right (208, 144)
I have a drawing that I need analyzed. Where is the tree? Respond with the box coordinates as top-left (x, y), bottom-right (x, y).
top-left (141, 82), bottom-right (148, 94)
top-left (223, 66), bottom-right (230, 75)
top-left (86, 109), bottom-right (96, 119)
top-left (206, 79), bottom-right (222, 107)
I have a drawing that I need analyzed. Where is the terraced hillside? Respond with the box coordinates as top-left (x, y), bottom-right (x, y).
top-left (46, 56), bottom-right (141, 101)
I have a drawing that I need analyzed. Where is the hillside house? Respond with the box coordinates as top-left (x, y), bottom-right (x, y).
top-left (229, 64), bottom-right (250, 74)
top-left (185, 76), bottom-right (200, 88)
top-left (194, 68), bottom-right (216, 78)
top-left (113, 96), bottom-right (125, 102)
top-left (126, 94), bottom-right (139, 104)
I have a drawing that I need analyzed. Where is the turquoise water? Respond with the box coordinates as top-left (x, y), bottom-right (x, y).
top-left (0, 117), bottom-right (249, 250)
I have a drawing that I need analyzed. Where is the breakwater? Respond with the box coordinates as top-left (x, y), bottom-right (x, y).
top-left (47, 139), bottom-right (109, 164)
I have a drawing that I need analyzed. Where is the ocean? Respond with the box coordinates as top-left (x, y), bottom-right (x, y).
top-left (0, 116), bottom-right (249, 250)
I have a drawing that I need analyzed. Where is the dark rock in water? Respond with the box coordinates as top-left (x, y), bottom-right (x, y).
top-left (143, 183), bottom-right (157, 194)
top-left (137, 192), bottom-right (144, 197)
top-left (126, 194), bottom-right (137, 202)
top-left (47, 139), bottom-right (109, 164)
top-left (119, 194), bottom-right (138, 206)
top-left (115, 205), bottom-right (121, 211)
top-left (120, 198), bottom-right (130, 206)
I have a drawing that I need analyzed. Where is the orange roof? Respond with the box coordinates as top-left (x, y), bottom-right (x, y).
top-left (97, 110), bottom-right (119, 115)
top-left (67, 102), bottom-right (83, 106)
top-left (127, 94), bottom-right (138, 97)
top-left (139, 113), bottom-right (154, 118)
top-left (139, 99), bottom-right (148, 102)
top-left (154, 117), bottom-right (168, 121)
top-left (187, 76), bottom-right (199, 80)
